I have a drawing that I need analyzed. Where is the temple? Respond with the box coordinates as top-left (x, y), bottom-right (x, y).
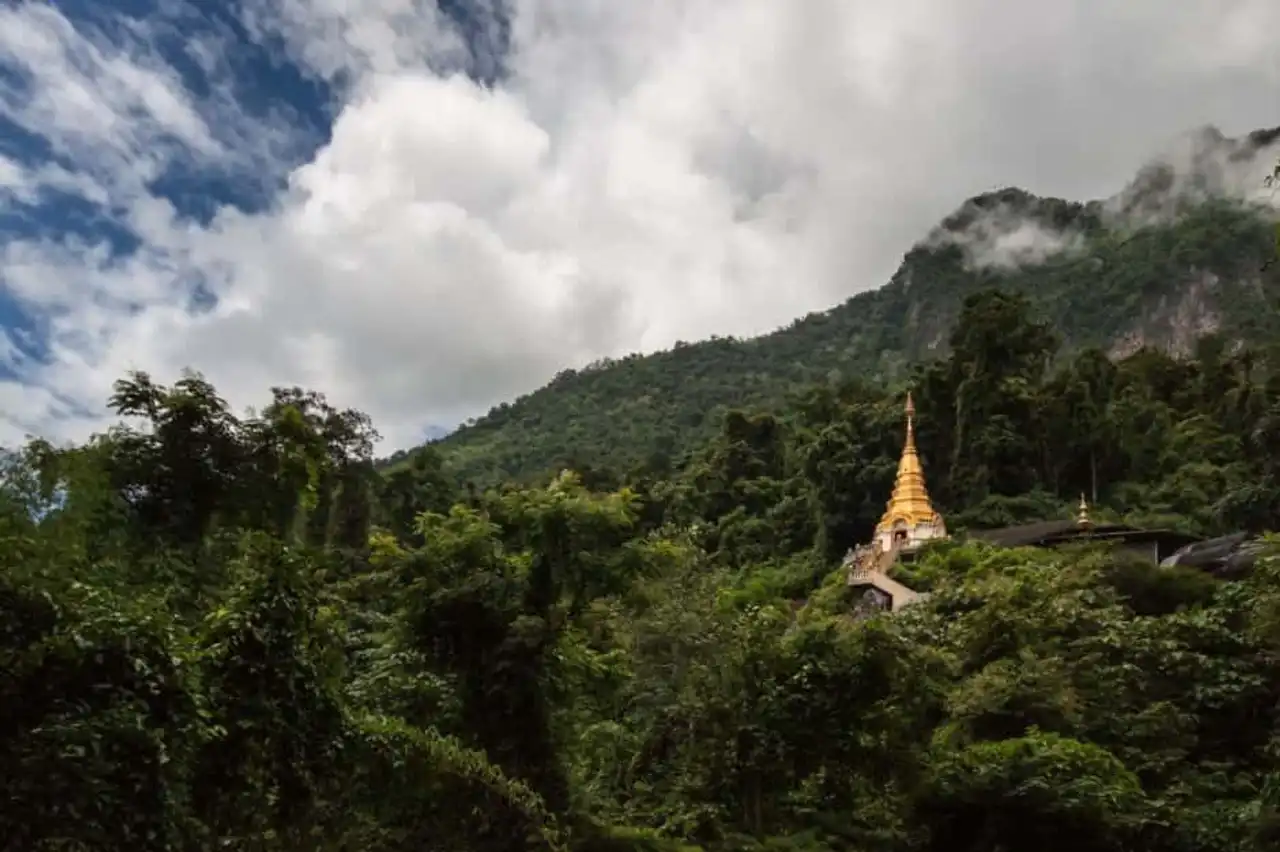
top-left (969, 495), bottom-right (1201, 563)
top-left (846, 393), bottom-right (946, 613)
top-left (842, 393), bottom-right (1266, 617)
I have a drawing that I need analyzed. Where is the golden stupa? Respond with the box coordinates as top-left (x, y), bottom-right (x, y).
top-left (846, 391), bottom-right (944, 612)
top-left (875, 392), bottom-right (946, 550)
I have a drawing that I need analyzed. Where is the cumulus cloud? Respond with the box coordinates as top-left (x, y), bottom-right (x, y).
top-left (2, 0), bottom-right (1280, 450)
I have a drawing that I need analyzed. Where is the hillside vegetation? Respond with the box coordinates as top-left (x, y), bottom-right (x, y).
top-left (411, 193), bottom-right (1280, 486)
top-left (6, 281), bottom-right (1280, 850)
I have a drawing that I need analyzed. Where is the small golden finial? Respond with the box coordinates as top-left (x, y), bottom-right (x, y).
top-left (1076, 494), bottom-right (1093, 530)
top-left (904, 392), bottom-right (916, 445)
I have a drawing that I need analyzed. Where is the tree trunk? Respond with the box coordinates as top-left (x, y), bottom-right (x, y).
top-left (1090, 448), bottom-right (1098, 504)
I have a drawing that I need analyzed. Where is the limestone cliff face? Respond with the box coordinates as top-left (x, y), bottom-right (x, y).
top-left (880, 185), bottom-right (1277, 370)
top-left (884, 126), bottom-right (1279, 366)
top-left (1109, 271), bottom-right (1224, 360)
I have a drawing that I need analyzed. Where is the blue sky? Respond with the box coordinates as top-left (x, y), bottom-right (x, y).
top-left (1, 0), bottom-right (1278, 451)
top-left (0, 0), bottom-right (508, 445)
top-left (0, 0), bottom-right (508, 335)
top-left (0, 3), bottom-right (326, 337)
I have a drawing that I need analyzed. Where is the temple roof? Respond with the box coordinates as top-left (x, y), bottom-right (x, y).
top-left (1161, 532), bottom-right (1265, 577)
top-left (968, 520), bottom-right (1202, 551)
top-left (876, 392), bottom-right (943, 532)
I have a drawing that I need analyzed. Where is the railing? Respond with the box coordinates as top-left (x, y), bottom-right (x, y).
top-left (849, 568), bottom-right (874, 584)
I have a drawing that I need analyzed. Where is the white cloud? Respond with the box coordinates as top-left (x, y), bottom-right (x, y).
top-left (2, 0), bottom-right (1280, 450)
top-left (240, 0), bottom-right (472, 83)
top-left (0, 4), bottom-right (216, 189)
top-left (927, 207), bottom-right (1089, 271)
top-left (1107, 125), bottom-right (1280, 225)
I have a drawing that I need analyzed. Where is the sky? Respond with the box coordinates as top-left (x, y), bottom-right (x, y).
top-left (0, 0), bottom-right (1278, 452)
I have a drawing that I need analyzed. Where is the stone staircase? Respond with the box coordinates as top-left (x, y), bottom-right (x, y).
top-left (844, 541), bottom-right (924, 612)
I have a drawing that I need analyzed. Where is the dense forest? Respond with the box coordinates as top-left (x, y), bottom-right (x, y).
top-left (409, 194), bottom-right (1280, 486)
top-left (5, 285), bottom-right (1280, 851)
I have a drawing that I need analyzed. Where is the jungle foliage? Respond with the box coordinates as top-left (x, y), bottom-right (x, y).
top-left (5, 283), bottom-right (1280, 851)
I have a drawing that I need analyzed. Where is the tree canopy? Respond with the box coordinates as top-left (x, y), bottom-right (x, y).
top-left (4, 283), bottom-right (1280, 851)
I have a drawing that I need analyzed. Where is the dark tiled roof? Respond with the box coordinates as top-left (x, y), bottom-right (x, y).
top-left (967, 521), bottom-right (1202, 552)
top-left (966, 520), bottom-right (1080, 547)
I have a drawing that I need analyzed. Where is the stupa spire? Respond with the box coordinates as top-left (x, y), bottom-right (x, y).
top-left (1076, 494), bottom-right (1093, 530)
top-left (877, 392), bottom-right (943, 533)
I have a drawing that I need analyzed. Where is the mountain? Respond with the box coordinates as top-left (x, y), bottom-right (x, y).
top-left (9, 135), bottom-right (1280, 850)
top-left (393, 127), bottom-right (1280, 485)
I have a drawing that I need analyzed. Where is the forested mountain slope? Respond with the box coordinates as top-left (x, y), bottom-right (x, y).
top-left (6, 282), bottom-right (1280, 849)
top-left (8, 127), bottom-right (1280, 852)
top-left (406, 129), bottom-right (1280, 486)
